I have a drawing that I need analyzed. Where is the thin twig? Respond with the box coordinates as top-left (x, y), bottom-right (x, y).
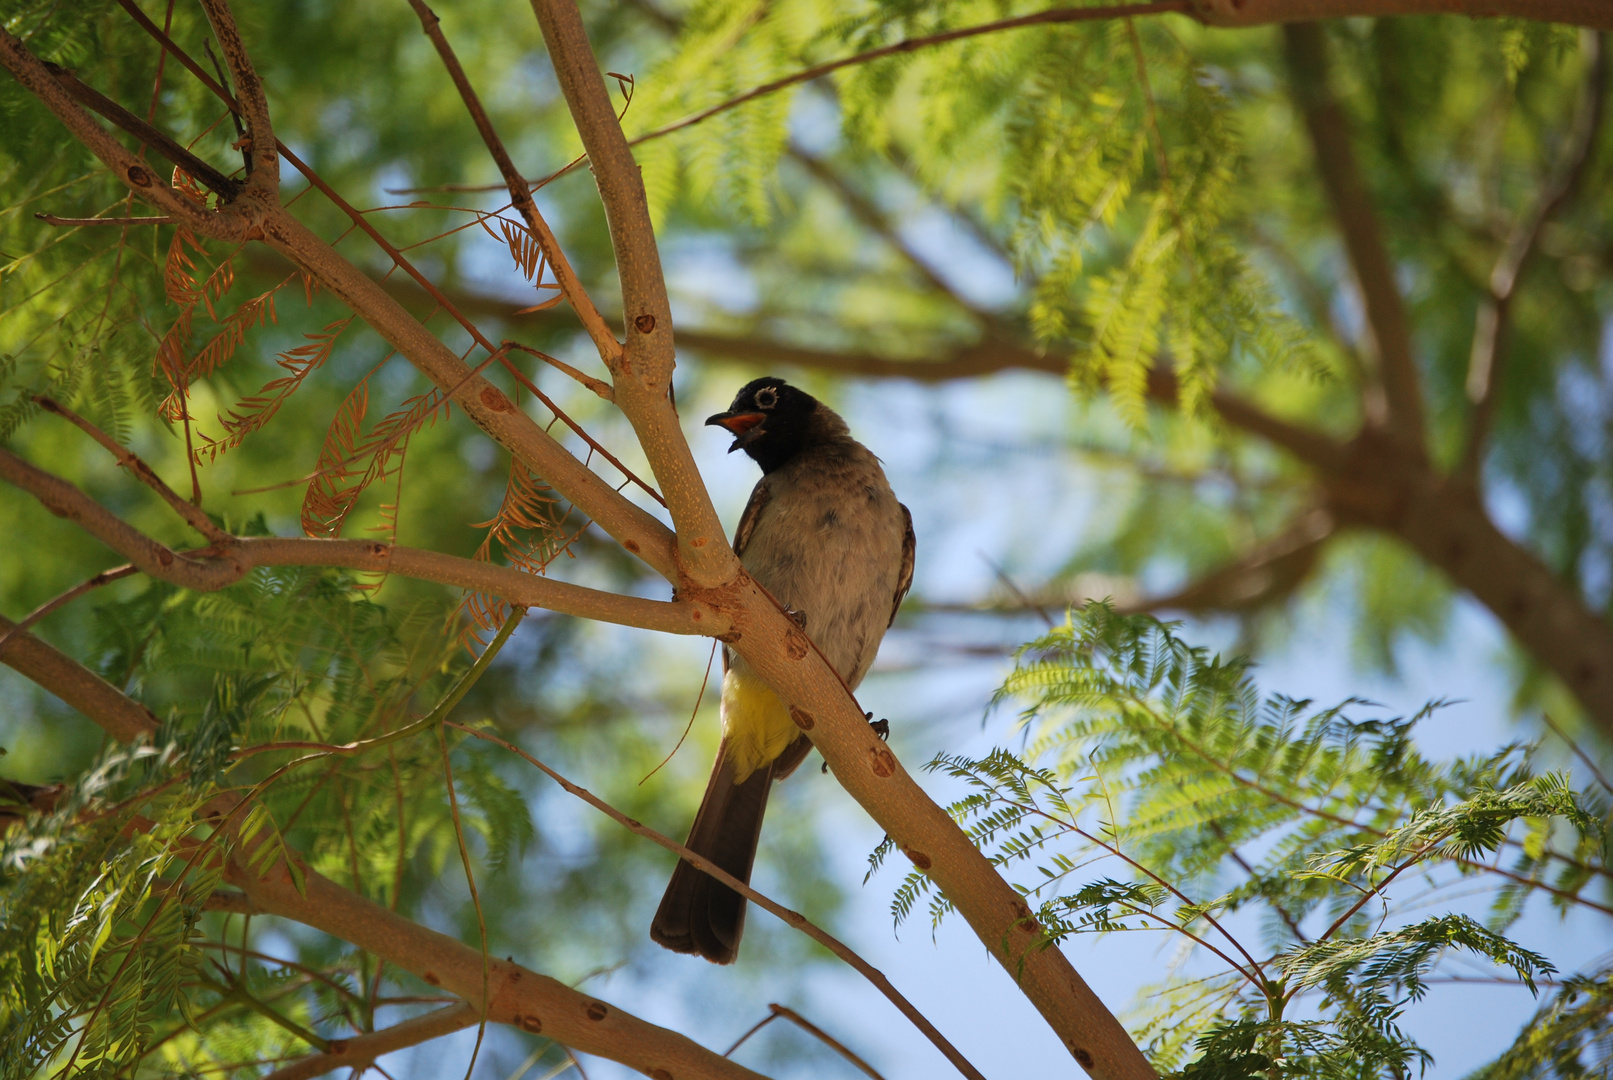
top-left (1460, 31), bottom-right (1606, 479)
top-left (504, 340), bottom-right (614, 401)
top-left (405, 0), bottom-right (621, 363)
top-left (34, 395), bottom-right (231, 542)
top-left (438, 0), bottom-right (1192, 195)
top-left (0, 563), bottom-right (136, 653)
top-left (35, 213), bottom-right (174, 226)
top-left (641, 637), bottom-right (716, 784)
top-left (1541, 712), bottom-right (1613, 797)
top-left (110, 0), bottom-right (666, 512)
top-left (766, 1005), bottom-right (886, 1080)
top-left (447, 722), bottom-right (989, 1080)
top-left (257, 1004), bottom-right (480, 1080)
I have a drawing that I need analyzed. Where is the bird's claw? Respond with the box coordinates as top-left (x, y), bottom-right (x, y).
top-left (822, 715), bottom-right (892, 772)
top-left (785, 606), bottom-right (807, 630)
top-left (866, 712), bottom-right (890, 741)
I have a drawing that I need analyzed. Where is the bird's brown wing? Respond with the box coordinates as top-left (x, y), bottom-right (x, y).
top-left (889, 502), bottom-right (915, 628)
top-left (732, 479), bottom-right (771, 559)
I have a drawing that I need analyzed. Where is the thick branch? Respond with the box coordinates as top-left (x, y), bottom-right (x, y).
top-left (259, 1005), bottom-right (479, 1080)
top-left (523, 10), bottom-right (1154, 1072)
top-left (0, 26), bottom-right (234, 235)
top-left (0, 631), bottom-right (768, 1079)
top-left (231, 863), bottom-right (770, 1080)
top-left (531, 0), bottom-right (736, 587)
top-left (196, 0), bottom-right (278, 195)
top-left (1284, 23), bottom-right (1425, 452)
top-left (0, 614), bottom-right (159, 742)
top-left (104, 3), bottom-right (679, 574)
top-left (699, 575), bottom-right (1156, 1080)
top-left (41, 63), bottom-right (240, 197)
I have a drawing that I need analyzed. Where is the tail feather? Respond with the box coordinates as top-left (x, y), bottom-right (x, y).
top-left (650, 742), bottom-right (773, 964)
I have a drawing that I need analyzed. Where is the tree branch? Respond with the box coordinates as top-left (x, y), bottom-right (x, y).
top-left (616, 0), bottom-right (1611, 167)
top-left (1460, 30), bottom-right (1607, 480)
top-left (530, 0), bottom-right (736, 588)
top-left (1284, 23), bottom-right (1426, 453)
top-left (405, 0), bottom-right (620, 363)
top-left (258, 1004), bottom-right (480, 1080)
top-left (526, 7), bottom-right (1157, 1075)
top-left (0, 446), bottom-right (728, 637)
top-left (1123, 508), bottom-right (1336, 614)
top-left (787, 145), bottom-right (998, 325)
top-left (231, 862), bottom-right (772, 1080)
top-left (448, 722), bottom-right (986, 1080)
top-left (196, 0), bottom-right (278, 196)
top-left (1147, 368), bottom-right (1350, 472)
top-left (0, 26), bottom-right (236, 235)
top-left (106, 1), bottom-right (679, 571)
top-left (35, 395), bottom-right (230, 544)
top-left (0, 613), bottom-right (159, 742)
top-left (40, 62), bottom-right (240, 197)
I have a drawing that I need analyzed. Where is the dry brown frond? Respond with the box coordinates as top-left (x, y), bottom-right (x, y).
top-left (301, 372), bottom-right (456, 540)
top-left (200, 315), bottom-right (356, 461)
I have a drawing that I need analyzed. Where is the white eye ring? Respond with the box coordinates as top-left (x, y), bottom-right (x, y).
top-left (754, 387), bottom-right (779, 409)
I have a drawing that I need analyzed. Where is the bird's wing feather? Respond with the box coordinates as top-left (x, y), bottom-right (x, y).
top-left (890, 502), bottom-right (916, 628)
top-left (732, 480), bottom-right (771, 559)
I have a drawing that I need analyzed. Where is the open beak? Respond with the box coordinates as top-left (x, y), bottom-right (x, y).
top-left (705, 411), bottom-right (767, 453)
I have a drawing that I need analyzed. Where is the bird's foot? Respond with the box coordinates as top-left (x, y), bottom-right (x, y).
top-left (821, 715), bottom-right (892, 772)
top-left (866, 711), bottom-right (890, 741)
top-left (784, 606), bottom-right (808, 630)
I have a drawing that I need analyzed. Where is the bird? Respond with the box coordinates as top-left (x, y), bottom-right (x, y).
top-left (650, 377), bottom-right (914, 964)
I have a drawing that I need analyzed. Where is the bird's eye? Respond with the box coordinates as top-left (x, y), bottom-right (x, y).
top-left (753, 387), bottom-right (779, 409)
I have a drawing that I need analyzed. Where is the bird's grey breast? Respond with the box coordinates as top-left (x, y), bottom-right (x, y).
top-left (737, 438), bottom-right (906, 689)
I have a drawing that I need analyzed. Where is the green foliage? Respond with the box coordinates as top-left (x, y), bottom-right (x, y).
top-left (634, 0), bottom-right (1310, 418)
top-left (0, 570), bottom-right (538, 1076)
top-left (1469, 969), bottom-right (1613, 1080)
top-left (869, 604), bottom-right (1610, 1076)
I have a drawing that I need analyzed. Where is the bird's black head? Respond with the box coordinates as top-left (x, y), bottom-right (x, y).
top-left (705, 377), bottom-right (820, 473)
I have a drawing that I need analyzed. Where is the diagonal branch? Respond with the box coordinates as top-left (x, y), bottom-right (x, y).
top-left (41, 63), bottom-right (240, 197)
top-left (232, 862), bottom-right (772, 1080)
top-left (35, 396), bottom-right (230, 543)
top-left (1283, 23), bottom-right (1425, 453)
top-left (1460, 30), bottom-right (1607, 480)
top-left (787, 145), bottom-right (998, 325)
top-left (196, 0), bottom-right (278, 195)
top-left (0, 26), bottom-right (235, 235)
top-left (1123, 508), bottom-right (1336, 615)
top-left (449, 722), bottom-right (987, 1080)
top-left (106, 1), bottom-right (678, 562)
top-left (404, 0), bottom-right (620, 362)
top-left (259, 1004), bottom-right (480, 1080)
top-left (0, 622), bottom-right (770, 1080)
top-left (530, 0), bottom-right (735, 588)
top-left (0, 613), bottom-right (159, 742)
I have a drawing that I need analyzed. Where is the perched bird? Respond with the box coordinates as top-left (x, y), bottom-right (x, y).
top-left (650, 377), bottom-right (914, 964)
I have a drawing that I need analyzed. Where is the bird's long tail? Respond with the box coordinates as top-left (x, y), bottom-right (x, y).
top-left (650, 741), bottom-right (773, 964)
